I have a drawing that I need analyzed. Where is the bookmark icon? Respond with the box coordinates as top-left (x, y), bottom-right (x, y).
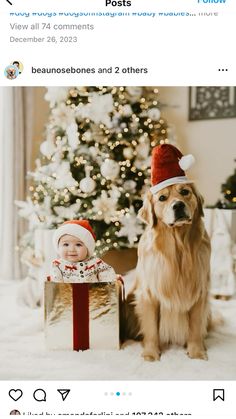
top-left (57, 389), bottom-right (70, 401)
top-left (213, 389), bottom-right (225, 402)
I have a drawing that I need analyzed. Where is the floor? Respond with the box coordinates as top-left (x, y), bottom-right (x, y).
top-left (1, 279), bottom-right (236, 381)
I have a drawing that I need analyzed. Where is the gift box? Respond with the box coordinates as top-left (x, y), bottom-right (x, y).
top-left (44, 277), bottom-right (124, 350)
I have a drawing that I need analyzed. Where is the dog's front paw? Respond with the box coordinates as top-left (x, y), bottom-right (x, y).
top-left (187, 343), bottom-right (208, 360)
top-left (142, 346), bottom-right (161, 362)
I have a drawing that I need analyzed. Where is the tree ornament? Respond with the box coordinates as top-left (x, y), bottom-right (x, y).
top-left (66, 122), bottom-right (79, 150)
top-left (15, 198), bottom-right (41, 230)
top-left (136, 142), bottom-right (150, 159)
top-left (109, 185), bottom-right (121, 200)
top-left (54, 202), bottom-right (81, 219)
top-left (40, 140), bottom-right (55, 158)
top-left (123, 180), bottom-right (137, 193)
top-left (89, 146), bottom-right (99, 159)
top-left (44, 87), bottom-right (69, 108)
top-left (134, 157), bottom-right (151, 170)
top-left (126, 87), bottom-right (143, 102)
top-left (123, 147), bottom-right (133, 160)
top-left (51, 103), bottom-right (75, 130)
top-left (79, 167), bottom-right (96, 193)
top-left (83, 131), bottom-right (92, 142)
top-left (53, 161), bottom-right (78, 189)
top-left (117, 207), bottom-right (143, 245)
top-left (101, 159), bottom-right (120, 180)
top-left (122, 104), bottom-right (132, 116)
top-left (147, 108), bottom-right (161, 121)
top-left (76, 93), bottom-right (114, 128)
top-left (92, 190), bottom-right (118, 223)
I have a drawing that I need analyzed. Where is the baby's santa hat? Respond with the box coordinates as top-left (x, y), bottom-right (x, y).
top-left (53, 220), bottom-right (96, 257)
top-left (150, 144), bottom-right (195, 194)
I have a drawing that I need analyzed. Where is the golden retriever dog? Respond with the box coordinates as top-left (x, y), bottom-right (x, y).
top-left (126, 183), bottom-right (211, 361)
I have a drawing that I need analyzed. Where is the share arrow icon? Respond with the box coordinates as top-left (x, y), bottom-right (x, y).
top-left (57, 389), bottom-right (70, 401)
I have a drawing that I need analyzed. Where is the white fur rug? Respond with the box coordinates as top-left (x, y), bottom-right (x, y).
top-left (0, 279), bottom-right (236, 380)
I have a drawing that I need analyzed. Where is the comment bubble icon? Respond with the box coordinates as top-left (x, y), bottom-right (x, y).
top-left (33, 388), bottom-right (47, 402)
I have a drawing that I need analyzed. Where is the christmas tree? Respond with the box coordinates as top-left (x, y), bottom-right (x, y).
top-left (219, 158), bottom-right (236, 209)
top-left (17, 86), bottom-right (170, 258)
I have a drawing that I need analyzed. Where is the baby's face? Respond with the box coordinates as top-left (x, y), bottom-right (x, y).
top-left (58, 234), bottom-right (88, 262)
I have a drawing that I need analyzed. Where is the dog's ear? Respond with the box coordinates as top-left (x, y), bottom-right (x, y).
top-left (192, 184), bottom-right (204, 217)
top-left (138, 191), bottom-right (157, 227)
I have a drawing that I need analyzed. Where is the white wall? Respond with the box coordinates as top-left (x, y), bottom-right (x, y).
top-left (158, 87), bottom-right (236, 206)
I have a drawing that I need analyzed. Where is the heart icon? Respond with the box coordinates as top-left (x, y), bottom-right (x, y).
top-left (9, 389), bottom-right (23, 401)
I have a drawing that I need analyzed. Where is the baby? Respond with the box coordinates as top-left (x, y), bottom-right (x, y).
top-left (51, 219), bottom-right (116, 283)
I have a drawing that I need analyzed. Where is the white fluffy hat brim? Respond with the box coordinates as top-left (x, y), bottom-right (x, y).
top-left (53, 224), bottom-right (95, 257)
top-left (150, 176), bottom-right (194, 195)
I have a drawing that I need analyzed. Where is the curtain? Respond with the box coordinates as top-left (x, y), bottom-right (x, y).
top-left (0, 87), bottom-right (34, 280)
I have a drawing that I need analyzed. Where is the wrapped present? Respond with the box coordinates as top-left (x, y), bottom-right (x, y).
top-left (44, 276), bottom-right (124, 350)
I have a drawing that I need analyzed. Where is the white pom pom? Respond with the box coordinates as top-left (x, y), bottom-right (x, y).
top-left (179, 154), bottom-right (195, 171)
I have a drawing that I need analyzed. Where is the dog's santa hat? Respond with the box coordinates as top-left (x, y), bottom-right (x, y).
top-left (150, 144), bottom-right (195, 194)
top-left (53, 219), bottom-right (96, 256)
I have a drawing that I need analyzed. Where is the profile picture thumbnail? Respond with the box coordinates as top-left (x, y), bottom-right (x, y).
top-left (4, 60), bottom-right (24, 80)
top-left (10, 409), bottom-right (21, 415)
top-left (4, 64), bottom-right (19, 80)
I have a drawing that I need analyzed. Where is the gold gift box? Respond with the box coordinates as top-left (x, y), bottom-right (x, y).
top-left (44, 279), bottom-right (123, 351)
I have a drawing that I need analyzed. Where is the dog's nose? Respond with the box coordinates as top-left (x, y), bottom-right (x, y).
top-left (173, 201), bottom-right (185, 211)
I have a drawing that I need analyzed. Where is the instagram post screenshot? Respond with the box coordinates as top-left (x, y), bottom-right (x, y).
top-left (1, 0), bottom-right (236, 417)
